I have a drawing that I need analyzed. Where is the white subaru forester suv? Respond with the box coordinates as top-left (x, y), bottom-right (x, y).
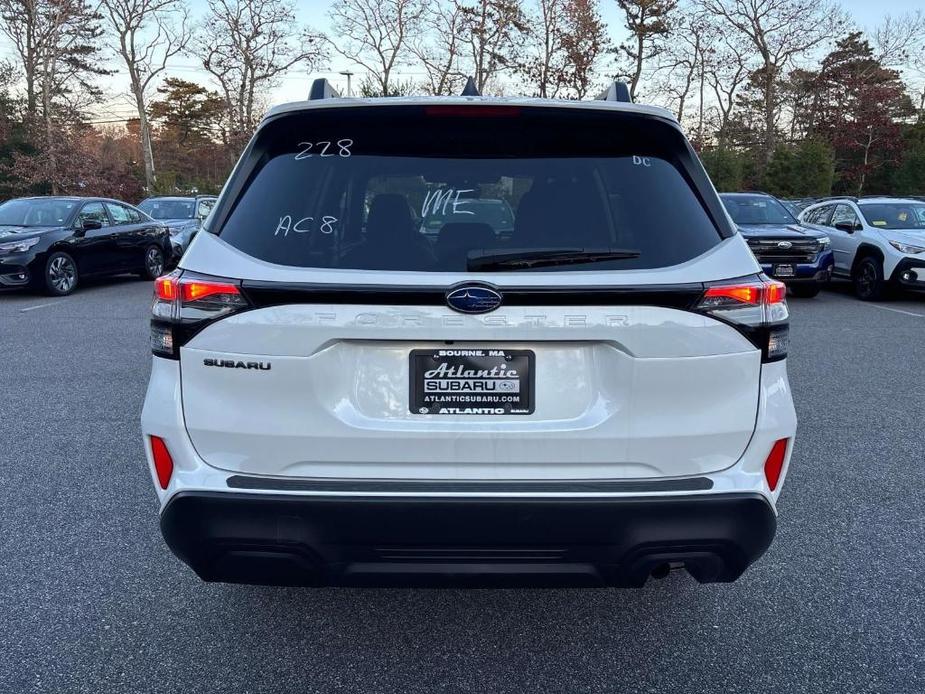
top-left (141, 81), bottom-right (797, 588)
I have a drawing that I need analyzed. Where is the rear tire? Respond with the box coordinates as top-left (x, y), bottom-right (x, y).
top-left (788, 283), bottom-right (821, 298)
top-left (852, 256), bottom-right (891, 301)
top-left (43, 251), bottom-right (78, 296)
top-left (139, 244), bottom-right (165, 280)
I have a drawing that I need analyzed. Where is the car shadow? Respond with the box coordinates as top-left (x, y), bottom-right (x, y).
top-left (0, 273), bottom-right (146, 299)
top-left (820, 277), bottom-right (924, 302)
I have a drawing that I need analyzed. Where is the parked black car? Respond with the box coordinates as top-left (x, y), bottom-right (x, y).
top-left (0, 196), bottom-right (170, 296)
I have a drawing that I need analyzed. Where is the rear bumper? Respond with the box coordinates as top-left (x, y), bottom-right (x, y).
top-left (160, 491), bottom-right (776, 588)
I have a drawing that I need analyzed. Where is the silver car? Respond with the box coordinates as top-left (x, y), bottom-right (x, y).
top-left (137, 195), bottom-right (217, 261)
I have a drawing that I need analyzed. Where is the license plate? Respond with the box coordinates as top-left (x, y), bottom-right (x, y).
top-left (410, 348), bottom-right (535, 415)
top-left (774, 264), bottom-right (795, 277)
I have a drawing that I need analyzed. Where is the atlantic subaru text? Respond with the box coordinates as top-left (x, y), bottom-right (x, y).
top-left (140, 80), bottom-right (798, 588)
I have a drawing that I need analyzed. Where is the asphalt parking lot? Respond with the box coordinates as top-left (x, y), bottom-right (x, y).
top-left (1, 278), bottom-right (923, 694)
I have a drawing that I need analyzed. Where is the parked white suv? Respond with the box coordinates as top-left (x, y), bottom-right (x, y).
top-left (799, 196), bottom-right (925, 300)
top-left (140, 82), bottom-right (797, 588)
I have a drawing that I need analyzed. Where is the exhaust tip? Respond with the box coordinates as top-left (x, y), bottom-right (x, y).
top-left (650, 563), bottom-right (671, 580)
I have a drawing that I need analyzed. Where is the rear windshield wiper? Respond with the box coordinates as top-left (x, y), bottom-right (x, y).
top-left (467, 247), bottom-right (641, 271)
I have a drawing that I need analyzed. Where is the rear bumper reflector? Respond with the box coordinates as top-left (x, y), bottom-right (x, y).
top-left (149, 436), bottom-right (174, 490)
top-left (764, 438), bottom-right (789, 491)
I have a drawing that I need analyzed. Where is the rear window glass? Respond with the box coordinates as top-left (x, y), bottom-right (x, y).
top-left (139, 199), bottom-right (195, 220)
top-left (721, 195), bottom-right (796, 225)
top-left (216, 106), bottom-right (723, 272)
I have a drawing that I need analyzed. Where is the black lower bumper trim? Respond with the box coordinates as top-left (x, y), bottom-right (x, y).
top-left (160, 491), bottom-right (776, 588)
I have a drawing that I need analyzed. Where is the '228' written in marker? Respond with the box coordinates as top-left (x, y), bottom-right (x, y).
top-left (275, 215), bottom-right (338, 236)
top-left (294, 139), bottom-right (353, 159)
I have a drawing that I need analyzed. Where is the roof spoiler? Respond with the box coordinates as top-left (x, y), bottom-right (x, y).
top-left (309, 75), bottom-right (483, 100)
top-left (309, 78), bottom-right (341, 101)
top-left (597, 81), bottom-right (632, 103)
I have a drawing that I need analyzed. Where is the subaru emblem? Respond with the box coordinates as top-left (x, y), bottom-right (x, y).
top-left (445, 283), bottom-right (503, 314)
top-left (777, 241), bottom-right (792, 249)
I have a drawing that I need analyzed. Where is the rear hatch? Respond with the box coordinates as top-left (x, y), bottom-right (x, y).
top-left (168, 103), bottom-right (771, 480)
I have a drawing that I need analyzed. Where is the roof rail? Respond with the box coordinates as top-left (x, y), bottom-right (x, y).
top-left (461, 76), bottom-right (480, 97)
top-left (819, 195), bottom-right (858, 202)
top-left (309, 78), bottom-right (341, 101)
top-left (597, 81), bottom-right (632, 103)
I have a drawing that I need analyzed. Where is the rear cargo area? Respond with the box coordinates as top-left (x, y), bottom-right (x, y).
top-left (180, 302), bottom-right (761, 479)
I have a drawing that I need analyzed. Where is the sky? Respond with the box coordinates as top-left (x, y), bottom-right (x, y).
top-left (2, 0), bottom-right (924, 124)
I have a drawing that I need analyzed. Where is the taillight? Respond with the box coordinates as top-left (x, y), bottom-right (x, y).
top-left (149, 435), bottom-right (174, 489)
top-left (154, 274), bottom-right (178, 300)
top-left (182, 280), bottom-right (241, 302)
top-left (151, 270), bottom-right (249, 358)
top-left (696, 276), bottom-right (789, 362)
top-left (763, 438), bottom-right (789, 491)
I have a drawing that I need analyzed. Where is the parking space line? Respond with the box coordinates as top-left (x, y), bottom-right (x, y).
top-left (19, 302), bottom-right (59, 313)
top-left (862, 304), bottom-right (924, 318)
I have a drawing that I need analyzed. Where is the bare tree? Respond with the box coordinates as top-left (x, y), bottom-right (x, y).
top-left (196, 0), bottom-right (325, 141)
top-left (873, 11), bottom-right (925, 67)
top-left (559, 0), bottom-right (608, 99)
top-left (0, 0), bottom-right (107, 192)
top-left (647, 4), bottom-right (753, 145)
top-left (914, 47), bottom-right (925, 116)
top-left (101, 0), bottom-right (190, 191)
top-left (457, 0), bottom-right (528, 93)
top-left (873, 11), bottom-right (925, 115)
top-left (0, 0), bottom-right (45, 116)
top-left (520, 0), bottom-right (607, 98)
top-left (614, 0), bottom-right (678, 101)
top-left (707, 31), bottom-right (751, 144)
top-left (410, 1), bottom-right (467, 95)
top-left (701, 0), bottom-right (846, 162)
top-left (521, 0), bottom-right (566, 97)
top-left (327, 0), bottom-right (423, 97)
top-left (650, 6), bottom-right (711, 124)
top-left (0, 0), bottom-right (105, 118)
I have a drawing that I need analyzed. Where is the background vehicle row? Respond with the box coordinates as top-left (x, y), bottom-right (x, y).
top-left (720, 192), bottom-right (833, 298)
top-left (719, 192), bottom-right (925, 301)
